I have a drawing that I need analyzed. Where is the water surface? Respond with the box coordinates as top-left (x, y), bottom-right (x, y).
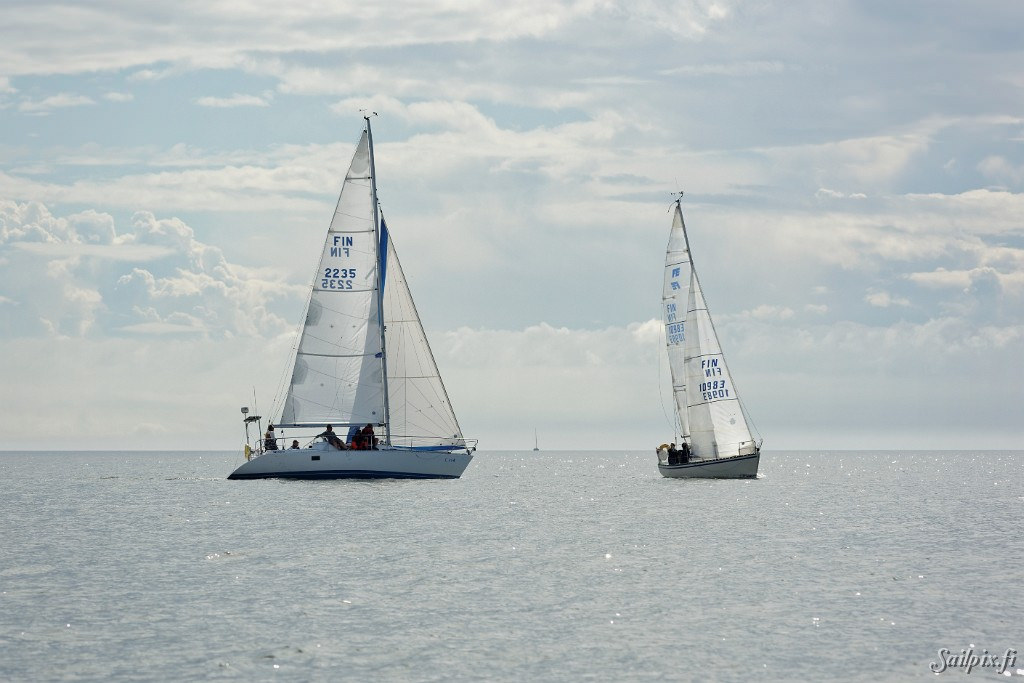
top-left (1, 450), bottom-right (1021, 681)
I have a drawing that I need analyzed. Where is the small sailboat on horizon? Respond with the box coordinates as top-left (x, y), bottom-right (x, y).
top-left (229, 117), bottom-right (475, 480)
top-left (656, 195), bottom-right (761, 479)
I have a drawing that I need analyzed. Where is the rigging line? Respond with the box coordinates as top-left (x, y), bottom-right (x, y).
top-left (269, 288), bottom-right (314, 422)
top-left (405, 382), bottom-right (457, 429)
top-left (388, 282), bottom-right (464, 439)
top-left (737, 392), bottom-right (763, 444)
top-left (389, 383), bottom-right (454, 433)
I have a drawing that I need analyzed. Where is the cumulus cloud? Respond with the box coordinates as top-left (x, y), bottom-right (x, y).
top-left (0, 201), bottom-right (303, 338)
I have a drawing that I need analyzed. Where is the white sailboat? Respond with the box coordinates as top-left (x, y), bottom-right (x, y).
top-left (533, 429), bottom-right (539, 452)
top-left (657, 196), bottom-right (760, 478)
top-left (229, 118), bottom-right (475, 480)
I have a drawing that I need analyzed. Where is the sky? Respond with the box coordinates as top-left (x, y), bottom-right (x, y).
top-left (1, 0), bottom-right (1022, 451)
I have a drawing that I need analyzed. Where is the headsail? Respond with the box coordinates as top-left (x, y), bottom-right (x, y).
top-left (279, 131), bottom-right (385, 428)
top-left (380, 219), bottom-right (466, 448)
top-left (673, 203), bottom-right (757, 460)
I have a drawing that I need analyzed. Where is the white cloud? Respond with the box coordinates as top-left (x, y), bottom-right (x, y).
top-left (907, 266), bottom-right (1024, 296)
top-left (660, 60), bottom-right (785, 77)
top-left (815, 187), bottom-right (867, 200)
top-left (0, 201), bottom-right (303, 338)
top-left (1, 1), bottom-right (1023, 450)
top-left (865, 290), bottom-right (910, 308)
top-left (195, 93), bottom-right (270, 108)
top-left (0, 1), bottom-right (609, 78)
top-left (18, 93), bottom-right (95, 113)
top-left (977, 155), bottom-right (1024, 187)
top-left (729, 305), bottom-right (795, 321)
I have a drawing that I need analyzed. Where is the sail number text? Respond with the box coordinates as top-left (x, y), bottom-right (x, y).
top-left (700, 358), bottom-right (729, 401)
top-left (329, 235), bottom-right (354, 257)
top-left (324, 235), bottom-right (355, 288)
top-left (699, 379), bottom-right (730, 401)
top-left (322, 267), bottom-right (356, 289)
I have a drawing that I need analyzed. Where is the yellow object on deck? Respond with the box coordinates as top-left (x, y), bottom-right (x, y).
top-left (244, 444), bottom-right (252, 461)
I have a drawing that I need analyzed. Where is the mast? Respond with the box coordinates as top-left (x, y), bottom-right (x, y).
top-left (365, 115), bottom-right (392, 445)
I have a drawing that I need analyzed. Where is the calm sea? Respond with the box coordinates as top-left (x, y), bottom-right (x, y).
top-left (0, 450), bottom-right (1021, 682)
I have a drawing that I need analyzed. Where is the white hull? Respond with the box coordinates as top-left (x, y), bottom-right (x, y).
top-left (658, 453), bottom-right (759, 479)
top-left (229, 442), bottom-right (473, 480)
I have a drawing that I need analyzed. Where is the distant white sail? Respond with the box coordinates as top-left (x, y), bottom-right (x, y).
top-left (280, 131), bottom-right (384, 428)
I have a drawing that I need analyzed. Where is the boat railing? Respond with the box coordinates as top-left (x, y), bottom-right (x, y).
top-left (246, 433), bottom-right (477, 459)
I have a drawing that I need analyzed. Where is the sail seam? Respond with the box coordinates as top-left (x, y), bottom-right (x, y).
top-left (297, 351), bottom-right (381, 359)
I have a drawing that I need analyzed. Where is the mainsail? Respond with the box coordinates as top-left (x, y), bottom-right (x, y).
top-left (278, 125), bottom-right (464, 449)
top-left (662, 204), bottom-right (691, 440)
top-left (664, 201), bottom-right (757, 460)
top-left (280, 131), bottom-right (384, 428)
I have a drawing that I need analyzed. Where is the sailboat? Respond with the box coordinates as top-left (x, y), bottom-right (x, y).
top-left (657, 196), bottom-right (760, 479)
top-left (229, 118), bottom-right (475, 480)
top-left (533, 429), bottom-right (540, 452)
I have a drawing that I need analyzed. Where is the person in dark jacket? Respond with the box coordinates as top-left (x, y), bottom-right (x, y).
top-left (318, 424), bottom-right (345, 450)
